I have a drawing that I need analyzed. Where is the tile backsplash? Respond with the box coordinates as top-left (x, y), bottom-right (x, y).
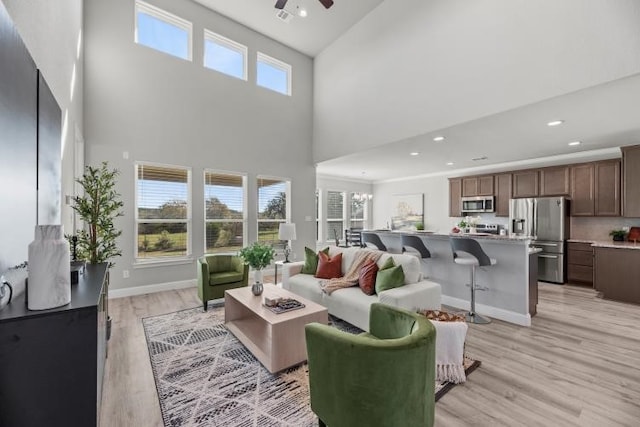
top-left (570, 217), bottom-right (639, 241)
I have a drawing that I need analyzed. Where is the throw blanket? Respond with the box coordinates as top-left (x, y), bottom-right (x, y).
top-left (431, 320), bottom-right (469, 384)
top-left (321, 250), bottom-right (383, 295)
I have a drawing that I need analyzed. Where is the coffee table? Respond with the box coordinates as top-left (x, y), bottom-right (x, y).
top-left (224, 285), bottom-right (328, 373)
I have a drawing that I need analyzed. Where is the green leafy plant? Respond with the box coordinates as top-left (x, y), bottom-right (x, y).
top-left (415, 222), bottom-right (425, 231)
top-left (239, 242), bottom-right (275, 270)
top-left (609, 229), bottom-right (626, 240)
top-left (71, 162), bottom-right (124, 266)
top-left (457, 219), bottom-right (468, 229)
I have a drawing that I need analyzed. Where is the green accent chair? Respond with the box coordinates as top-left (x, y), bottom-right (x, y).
top-left (305, 303), bottom-right (436, 427)
top-left (197, 254), bottom-right (249, 311)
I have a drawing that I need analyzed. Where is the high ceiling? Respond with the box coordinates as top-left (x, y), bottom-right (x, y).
top-left (191, 0), bottom-right (384, 57)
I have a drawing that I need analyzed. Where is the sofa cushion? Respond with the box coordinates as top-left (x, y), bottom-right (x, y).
top-left (358, 260), bottom-right (379, 295)
top-left (324, 286), bottom-right (378, 331)
top-left (379, 257), bottom-right (395, 271)
top-left (209, 271), bottom-right (243, 286)
top-left (378, 253), bottom-right (421, 285)
top-left (301, 246), bottom-right (329, 275)
top-left (316, 252), bottom-right (343, 279)
top-left (287, 273), bottom-right (324, 304)
top-left (375, 264), bottom-right (405, 294)
top-left (206, 255), bottom-right (233, 273)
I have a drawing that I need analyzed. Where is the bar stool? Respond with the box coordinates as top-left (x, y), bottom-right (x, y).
top-left (361, 232), bottom-right (387, 251)
top-left (401, 235), bottom-right (431, 259)
top-left (450, 237), bottom-right (496, 324)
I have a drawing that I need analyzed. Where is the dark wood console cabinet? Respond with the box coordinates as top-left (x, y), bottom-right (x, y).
top-left (594, 247), bottom-right (640, 304)
top-left (0, 263), bottom-right (109, 427)
top-left (567, 242), bottom-right (594, 285)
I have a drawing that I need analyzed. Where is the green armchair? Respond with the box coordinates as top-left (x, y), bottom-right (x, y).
top-left (197, 254), bottom-right (249, 311)
top-left (305, 303), bottom-right (436, 427)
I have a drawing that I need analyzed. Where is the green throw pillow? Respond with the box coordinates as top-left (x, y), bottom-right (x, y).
top-left (301, 247), bottom-right (329, 274)
top-left (379, 257), bottom-right (395, 271)
top-left (375, 264), bottom-right (405, 294)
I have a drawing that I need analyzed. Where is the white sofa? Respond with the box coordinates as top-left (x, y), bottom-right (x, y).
top-left (282, 246), bottom-right (441, 331)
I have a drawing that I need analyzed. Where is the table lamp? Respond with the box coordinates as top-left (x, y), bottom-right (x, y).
top-left (278, 223), bottom-right (296, 263)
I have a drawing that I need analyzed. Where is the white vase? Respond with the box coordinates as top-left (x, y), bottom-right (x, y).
top-left (253, 269), bottom-right (263, 284)
top-left (28, 225), bottom-right (71, 310)
top-left (469, 227), bottom-right (477, 234)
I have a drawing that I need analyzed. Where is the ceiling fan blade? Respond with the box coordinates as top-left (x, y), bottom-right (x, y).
top-left (275, 0), bottom-right (288, 9)
top-left (318, 0), bottom-right (334, 8)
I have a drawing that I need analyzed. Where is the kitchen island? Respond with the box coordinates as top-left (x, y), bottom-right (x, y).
top-left (364, 231), bottom-right (536, 326)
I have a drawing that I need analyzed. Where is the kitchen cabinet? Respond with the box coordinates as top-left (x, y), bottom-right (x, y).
top-left (595, 160), bottom-right (621, 216)
top-left (478, 175), bottom-right (494, 196)
top-left (622, 145), bottom-right (640, 217)
top-left (567, 242), bottom-right (593, 285)
top-left (539, 166), bottom-right (570, 196)
top-left (495, 173), bottom-right (512, 217)
top-left (570, 163), bottom-right (595, 216)
top-left (594, 246), bottom-right (640, 304)
top-left (0, 263), bottom-right (109, 427)
top-left (449, 178), bottom-right (462, 217)
top-left (512, 170), bottom-right (539, 198)
top-left (461, 175), bottom-right (494, 197)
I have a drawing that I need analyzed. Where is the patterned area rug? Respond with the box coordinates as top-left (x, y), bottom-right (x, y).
top-left (143, 304), bottom-right (480, 427)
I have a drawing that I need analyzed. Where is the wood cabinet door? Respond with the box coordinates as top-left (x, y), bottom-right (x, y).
top-left (512, 170), bottom-right (539, 198)
top-left (449, 178), bottom-right (462, 217)
top-left (595, 160), bottom-right (620, 216)
top-left (539, 166), bottom-right (570, 196)
top-left (478, 175), bottom-right (494, 196)
top-left (570, 163), bottom-right (595, 216)
top-left (495, 173), bottom-right (512, 217)
top-left (623, 145), bottom-right (640, 218)
top-left (461, 177), bottom-right (478, 197)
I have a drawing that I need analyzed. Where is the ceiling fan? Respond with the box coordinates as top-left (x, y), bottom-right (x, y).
top-left (275, 0), bottom-right (334, 10)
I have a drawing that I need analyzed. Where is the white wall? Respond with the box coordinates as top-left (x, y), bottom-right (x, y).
top-left (84, 0), bottom-right (314, 290)
top-left (313, 0), bottom-right (640, 162)
top-left (3, 0), bottom-right (84, 234)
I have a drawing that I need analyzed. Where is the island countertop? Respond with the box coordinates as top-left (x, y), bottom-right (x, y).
top-left (568, 239), bottom-right (640, 250)
top-left (364, 230), bottom-right (536, 326)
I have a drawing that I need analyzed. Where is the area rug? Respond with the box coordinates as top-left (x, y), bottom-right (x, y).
top-left (143, 304), bottom-right (481, 427)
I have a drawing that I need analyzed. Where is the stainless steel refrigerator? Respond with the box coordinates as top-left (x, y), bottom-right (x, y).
top-left (509, 196), bottom-right (569, 283)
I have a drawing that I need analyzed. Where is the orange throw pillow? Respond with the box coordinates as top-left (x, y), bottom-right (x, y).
top-left (358, 259), bottom-right (379, 295)
top-left (315, 252), bottom-right (343, 279)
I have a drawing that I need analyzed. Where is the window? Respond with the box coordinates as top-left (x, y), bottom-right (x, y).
top-left (326, 191), bottom-right (345, 242)
top-left (350, 193), bottom-right (369, 230)
top-left (203, 30), bottom-right (247, 80)
top-left (205, 171), bottom-right (246, 254)
top-left (315, 189), bottom-right (320, 242)
top-left (135, 1), bottom-right (192, 61)
top-left (257, 52), bottom-right (291, 95)
top-left (136, 163), bottom-right (191, 260)
top-left (257, 177), bottom-right (290, 247)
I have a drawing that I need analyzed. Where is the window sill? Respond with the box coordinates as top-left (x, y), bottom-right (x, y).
top-left (133, 256), bottom-right (195, 269)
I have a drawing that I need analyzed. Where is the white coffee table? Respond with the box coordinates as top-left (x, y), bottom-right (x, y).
top-left (224, 285), bottom-right (328, 373)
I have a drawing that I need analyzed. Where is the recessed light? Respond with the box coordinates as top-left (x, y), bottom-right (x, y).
top-left (568, 141), bottom-right (581, 146)
top-left (410, 152), bottom-right (419, 156)
top-left (297, 7), bottom-right (308, 17)
top-left (446, 162), bottom-right (454, 166)
top-left (547, 120), bottom-right (564, 127)
top-left (433, 136), bottom-right (445, 142)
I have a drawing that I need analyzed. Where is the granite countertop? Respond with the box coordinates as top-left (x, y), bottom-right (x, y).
top-left (367, 229), bottom-right (530, 242)
top-left (568, 239), bottom-right (640, 250)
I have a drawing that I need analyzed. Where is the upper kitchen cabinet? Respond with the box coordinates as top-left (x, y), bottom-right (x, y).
top-left (623, 145), bottom-right (640, 217)
top-left (570, 163), bottom-right (595, 216)
top-left (449, 178), bottom-right (462, 217)
top-left (461, 175), bottom-right (494, 197)
top-left (512, 170), bottom-right (539, 198)
top-left (494, 173), bottom-right (512, 217)
top-left (539, 166), bottom-right (570, 196)
top-left (595, 160), bottom-right (620, 216)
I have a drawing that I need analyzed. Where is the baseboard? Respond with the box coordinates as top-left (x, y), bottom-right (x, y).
top-left (109, 279), bottom-right (197, 299)
top-left (441, 295), bottom-right (532, 327)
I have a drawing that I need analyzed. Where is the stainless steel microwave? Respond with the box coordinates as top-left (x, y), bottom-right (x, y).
top-left (461, 196), bottom-right (495, 213)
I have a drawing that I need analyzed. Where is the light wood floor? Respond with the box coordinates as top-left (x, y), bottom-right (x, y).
top-left (100, 283), bottom-right (640, 426)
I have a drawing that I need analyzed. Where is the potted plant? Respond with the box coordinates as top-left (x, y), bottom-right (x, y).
top-left (609, 229), bottom-right (627, 242)
top-left (239, 242), bottom-right (275, 295)
top-left (71, 162), bottom-right (124, 339)
top-left (415, 222), bottom-right (425, 231)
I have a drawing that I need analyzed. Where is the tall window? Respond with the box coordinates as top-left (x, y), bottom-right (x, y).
top-left (326, 191), bottom-right (345, 242)
top-left (135, 1), bottom-right (192, 61)
top-left (315, 189), bottom-right (320, 242)
top-left (257, 52), bottom-right (292, 96)
top-left (136, 163), bottom-right (191, 260)
top-left (205, 171), bottom-right (246, 254)
top-left (204, 30), bottom-right (247, 80)
top-left (257, 177), bottom-right (289, 247)
top-left (350, 193), bottom-right (369, 230)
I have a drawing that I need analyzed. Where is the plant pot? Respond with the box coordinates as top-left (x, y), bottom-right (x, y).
top-left (612, 235), bottom-right (625, 242)
top-left (251, 282), bottom-right (264, 296)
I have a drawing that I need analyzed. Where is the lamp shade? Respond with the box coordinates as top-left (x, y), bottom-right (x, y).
top-left (278, 223), bottom-right (297, 241)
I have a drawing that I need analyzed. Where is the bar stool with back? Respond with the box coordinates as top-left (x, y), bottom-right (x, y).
top-left (449, 237), bottom-right (496, 324)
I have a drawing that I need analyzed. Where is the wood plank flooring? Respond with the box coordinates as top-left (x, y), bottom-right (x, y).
top-left (100, 283), bottom-right (640, 426)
